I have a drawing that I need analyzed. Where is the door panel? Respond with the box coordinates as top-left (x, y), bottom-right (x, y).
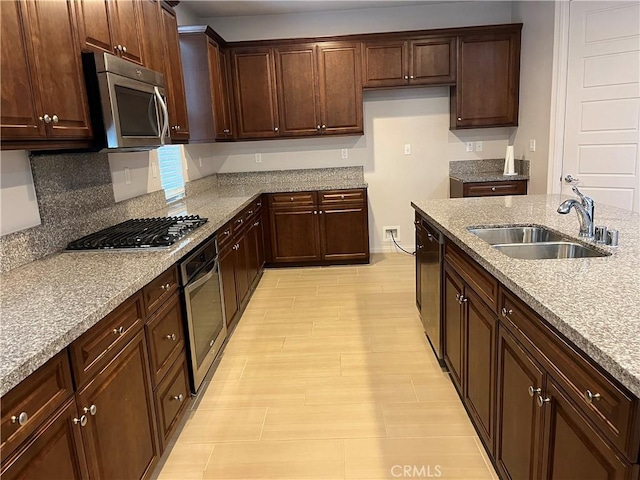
top-left (0, 0), bottom-right (45, 140)
top-left (410, 37), bottom-right (456, 85)
top-left (443, 265), bottom-right (464, 393)
top-left (495, 326), bottom-right (544, 480)
top-left (317, 42), bottom-right (363, 135)
top-left (234, 233), bottom-right (250, 308)
top-left (27, 0), bottom-right (92, 139)
top-left (208, 41), bottom-right (232, 139)
top-left (275, 45), bottom-right (320, 136)
top-left (75, 0), bottom-right (113, 55)
top-left (269, 208), bottom-right (321, 263)
top-left (219, 245), bottom-right (238, 327)
top-left (561, 2), bottom-right (640, 211)
top-left (320, 206), bottom-right (368, 262)
top-left (76, 331), bottom-right (158, 480)
top-left (140, 0), bottom-right (163, 73)
top-left (109, 0), bottom-right (144, 65)
top-left (362, 40), bottom-right (408, 88)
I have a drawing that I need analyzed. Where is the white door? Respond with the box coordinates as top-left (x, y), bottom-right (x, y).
top-left (561, 1), bottom-right (640, 211)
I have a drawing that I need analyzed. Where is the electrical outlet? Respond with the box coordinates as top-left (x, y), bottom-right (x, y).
top-left (475, 141), bottom-right (483, 152)
top-left (255, 153), bottom-right (262, 163)
top-left (529, 139), bottom-right (536, 152)
top-left (341, 149), bottom-right (348, 159)
top-left (383, 226), bottom-right (400, 242)
top-left (199, 157), bottom-right (203, 167)
top-left (151, 162), bottom-right (157, 178)
top-left (124, 167), bottom-right (131, 185)
top-left (466, 142), bottom-right (474, 153)
top-left (404, 144), bottom-right (411, 155)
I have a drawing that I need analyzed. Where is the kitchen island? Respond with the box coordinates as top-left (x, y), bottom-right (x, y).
top-left (412, 194), bottom-right (640, 480)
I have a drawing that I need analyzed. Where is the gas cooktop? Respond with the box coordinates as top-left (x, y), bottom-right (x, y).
top-left (66, 216), bottom-right (208, 251)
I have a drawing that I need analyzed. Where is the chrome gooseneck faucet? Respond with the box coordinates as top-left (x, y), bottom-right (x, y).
top-left (557, 186), bottom-right (595, 238)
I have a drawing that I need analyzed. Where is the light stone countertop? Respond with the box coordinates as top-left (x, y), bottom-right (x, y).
top-left (0, 180), bottom-right (367, 397)
top-left (449, 172), bottom-right (530, 183)
top-left (412, 194), bottom-right (640, 397)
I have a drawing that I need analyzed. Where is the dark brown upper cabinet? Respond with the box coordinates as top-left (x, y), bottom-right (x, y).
top-left (362, 36), bottom-right (455, 88)
top-left (231, 41), bottom-right (363, 140)
top-left (1, 0), bottom-right (92, 150)
top-left (231, 47), bottom-right (280, 139)
top-left (160, 1), bottom-right (189, 142)
top-left (451, 26), bottom-right (521, 129)
top-left (140, 0), bottom-right (164, 73)
top-left (178, 26), bottom-right (234, 142)
top-left (75, 0), bottom-right (145, 65)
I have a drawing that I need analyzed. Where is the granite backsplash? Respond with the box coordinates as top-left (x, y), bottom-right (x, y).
top-left (450, 158), bottom-right (529, 176)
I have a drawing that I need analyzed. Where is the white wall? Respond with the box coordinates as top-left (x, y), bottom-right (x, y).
top-left (511, 1), bottom-right (555, 194)
top-left (108, 151), bottom-right (163, 203)
top-left (174, 2), bottom-right (200, 26)
top-left (0, 150), bottom-right (41, 236)
top-left (203, 1), bottom-right (513, 41)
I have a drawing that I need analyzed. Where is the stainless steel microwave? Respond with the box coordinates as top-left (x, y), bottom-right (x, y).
top-left (83, 52), bottom-right (169, 151)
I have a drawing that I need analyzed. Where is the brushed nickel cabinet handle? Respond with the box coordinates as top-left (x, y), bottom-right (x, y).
top-left (404, 75), bottom-right (408, 80)
top-left (172, 394), bottom-right (184, 402)
top-left (166, 333), bottom-right (177, 341)
top-left (584, 390), bottom-right (601, 403)
top-left (537, 395), bottom-right (550, 407)
top-left (83, 404), bottom-right (97, 416)
top-left (528, 386), bottom-right (541, 397)
top-left (52, 115), bottom-right (59, 124)
top-left (73, 415), bottom-right (88, 427)
top-left (501, 307), bottom-right (513, 317)
top-left (122, 46), bottom-right (127, 53)
top-left (11, 412), bottom-right (28, 425)
top-left (113, 326), bottom-right (124, 335)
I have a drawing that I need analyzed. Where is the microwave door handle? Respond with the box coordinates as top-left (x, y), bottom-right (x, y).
top-left (154, 86), bottom-right (169, 144)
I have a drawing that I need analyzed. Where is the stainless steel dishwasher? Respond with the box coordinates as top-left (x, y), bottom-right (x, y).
top-left (179, 236), bottom-right (227, 393)
top-left (416, 218), bottom-right (444, 364)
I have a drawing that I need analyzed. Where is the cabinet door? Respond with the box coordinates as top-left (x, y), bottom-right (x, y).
top-left (362, 40), bottom-right (408, 88)
top-left (464, 288), bottom-right (497, 452)
top-left (0, 0), bottom-right (45, 141)
top-left (245, 219), bottom-right (260, 287)
top-left (27, 0), bottom-right (92, 140)
top-left (409, 37), bottom-right (456, 85)
top-left (443, 265), bottom-right (464, 393)
top-left (140, 0), bottom-right (163, 73)
top-left (0, 399), bottom-right (89, 480)
top-left (541, 379), bottom-right (631, 480)
top-left (232, 48), bottom-right (279, 139)
top-left (255, 214), bottom-right (266, 271)
top-left (269, 207), bottom-right (321, 263)
top-left (415, 222), bottom-right (425, 311)
top-left (108, 0), bottom-right (144, 65)
top-left (317, 42), bottom-right (363, 135)
top-left (275, 44), bottom-right (321, 136)
top-left (76, 331), bottom-right (159, 480)
top-left (495, 326), bottom-right (544, 480)
top-left (453, 30), bottom-right (520, 128)
top-left (219, 244), bottom-right (238, 328)
top-left (234, 233), bottom-right (251, 308)
top-left (320, 204), bottom-right (369, 262)
top-left (161, 3), bottom-right (189, 141)
top-left (208, 40), bottom-right (233, 139)
top-left (75, 0), bottom-right (113, 56)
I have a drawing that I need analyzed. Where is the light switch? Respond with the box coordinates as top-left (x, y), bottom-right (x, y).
top-left (341, 149), bottom-right (348, 159)
top-left (466, 142), bottom-right (474, 153)
top-left (404, 144), bottom-right (411, 155)
top-left (255, 153), bottom-right (262, 163)
top-left (529, 139), bottom-right (536, 152)
top-left (475, 141), bottom-right (483, 152)
top-left (124, 167), bottom-right (131, 185)
top-left (151, 162), bottom-right (157, 178)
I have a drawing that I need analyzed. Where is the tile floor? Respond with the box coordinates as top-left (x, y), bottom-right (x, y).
top-left (155, 253), bottom-right (498, 480)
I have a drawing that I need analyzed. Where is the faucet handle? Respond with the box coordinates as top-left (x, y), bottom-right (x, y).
top-left (572, 185), bottom-right (593, 208)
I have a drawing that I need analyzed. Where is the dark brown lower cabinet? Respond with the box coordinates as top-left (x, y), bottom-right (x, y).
top-left (541, 379), bottom-right (632, 480)
top-left (496, 326), bottom-right (544, 480)
top-left (76, 330), bottom-right (158, 480)
top-left (219, 242), bottom-right (239, 327)
top-left (246, 215), bottom-right (265, 287)
top-left (320, 204), bottom-right (368, 262)
top-left (464, 287), bottom-right (497, 452)
top-left (443, 264), bottom-right (465, 392)
top-left (270, 207), bottom-right (322, 263)
top-left (0, 399), bottom-right (88, 480)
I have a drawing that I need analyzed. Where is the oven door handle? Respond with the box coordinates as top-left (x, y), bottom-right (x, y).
top-left (184, 262), bottom-right (218, 294)
top-left (154, 86), bottom-right (169, 145)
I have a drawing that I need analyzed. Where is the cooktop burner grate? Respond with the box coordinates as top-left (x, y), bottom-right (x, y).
top-left (66, 216), bottom-right (208, 251)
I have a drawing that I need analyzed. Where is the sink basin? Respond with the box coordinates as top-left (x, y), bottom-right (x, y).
top-left (468, 225), bottom-right (566, 245)
top-left (493, 242), bottom-right (610, 259)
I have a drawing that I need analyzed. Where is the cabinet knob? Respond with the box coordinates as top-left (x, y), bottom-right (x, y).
top-left (501, 307), bottom-right (513, 317)
top-left (223, 129), bottom-right (230, 134)
top-left (83, 404), bottom-right (97, 416)
top-left (161, 283), bottom-right (171, 290)
top-left (321, 124), bottom-right (326, 129)
top-left (528, 386), bottom-right (541, 397)
top-left (290, 197), bottom-right (294, 202)
top-left (112, 326), bottom-right (124, 335)
top-left (491, 187), bottom-right (496, 192)
top-left (237, 218), bottom-right (243, 224)
top-left (176, 125), bottom-right (181, 131)
top-left (257, 202), bottom-right (262, 207)
top-left (172, 394), bottom-right (184, 402)
top-left (122, 46), bottom-right (127, 53)
top-left (40, 114), bottom-right (51, 124)
top-left (52, 115), bottom-right (59, 124)
top-left (73, 415), bottom-right (88, 427)
top-left (537, 395), bottom-right (551, 408)
top-left (410, 75), bottom-right (415, 79)
top-left (319, 210), bottom-right (323, 214)
top-left (584, 390), bottom-right (601, 404)
top-left (254, 221), bottom-right (259, 227)
top-left (209, 339), bottom-right (215, 347)
top-left (316, 125), bottom-right (321, 131)
top-left (166, 333), bottom-right (177, 341)
top-left (10, 412), bottom-right (28, 426)
top-left (417, 244), bottom-right (423, 249)
top-left (313, 211), bottom-right (317, 215)
top-left (458, 117), bottom-right (462, 121)
top-left (274, 127), bottom-right (279, 132)
top-left (340, 195), bottom-right (345, 200)
top-left (224, 230), bottom-right (230, 236)
top-left (404, 75), bottom-right (408, 80)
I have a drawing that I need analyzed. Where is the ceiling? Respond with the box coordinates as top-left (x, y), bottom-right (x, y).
top-left (181, 1), bottom-right (451, 18)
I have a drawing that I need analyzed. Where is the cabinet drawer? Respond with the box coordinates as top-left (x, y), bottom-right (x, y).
top-left (146, 294), bottom-right (185, 387)
top-left (70, 292), bottom-right (144, 386)
top-left (217, 221), bottom-right (234, 248)
top-left (269, 191), bottom-right (316, 207)
top-left (445, 240), bottom-right (498, 311)
top-left (154, 353), bottom-right (190, 449)
top-left (143, 266), bottom-right (178, 315)
top-left (244, 197), bottom-right (263, 221)
top-left (0, 351), bottom-right (74, 462)
top-left (464, 181), bottom-right (527, 197)
top-left (319, 189), bottom-right (366, 205)
top-left (499, 288), bottom-right (639, 458)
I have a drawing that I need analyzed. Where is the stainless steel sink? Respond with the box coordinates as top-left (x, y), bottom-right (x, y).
top-left (468, 225), bottom-right (566, 245)
top-left (493, 242), bottom-right (609, 259)
top-left (468, 225), bottom-right (610, 259)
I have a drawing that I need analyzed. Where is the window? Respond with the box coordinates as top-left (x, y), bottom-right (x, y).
top-left (157, 145), bottom-right (185, 202)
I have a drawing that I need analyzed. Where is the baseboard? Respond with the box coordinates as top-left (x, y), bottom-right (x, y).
top-left (371, 244), bottom-right (416, 254)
